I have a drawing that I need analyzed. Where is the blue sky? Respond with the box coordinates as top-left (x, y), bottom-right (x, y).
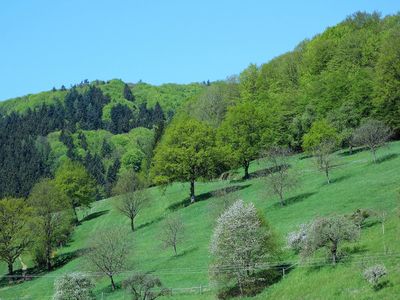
top-left (0, 0), bottom-right (398, 100)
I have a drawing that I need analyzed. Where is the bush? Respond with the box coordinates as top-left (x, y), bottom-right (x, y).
top-left (363, 264), bottom-right (387, 288)
top-left (53, 272), bottom-right (94, 300)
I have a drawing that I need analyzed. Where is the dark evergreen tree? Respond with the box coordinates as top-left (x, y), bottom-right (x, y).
top-left (106, 158), bottom-right (121, 195)
top-left (123, 84), bottom-right (134, 101)
top-left (109, 104), bottom-right (133, 134)
top-left (101, 139), bottom-right (112, 158)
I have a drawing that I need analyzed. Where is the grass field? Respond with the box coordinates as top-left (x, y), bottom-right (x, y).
top-left (0, 142), bottom-right (399, 300)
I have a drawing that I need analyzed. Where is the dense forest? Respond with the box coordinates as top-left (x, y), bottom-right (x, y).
top-left (0, 80), bottom-right (205, 198)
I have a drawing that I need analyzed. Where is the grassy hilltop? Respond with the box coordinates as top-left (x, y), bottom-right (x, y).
top-left (1, 141), bottom-right (399, 300)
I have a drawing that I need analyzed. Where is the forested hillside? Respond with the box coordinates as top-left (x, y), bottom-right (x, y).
top-left (0, 79), bottom-right (205, 198)
top-left (0, 11), bottom-right (400, 300)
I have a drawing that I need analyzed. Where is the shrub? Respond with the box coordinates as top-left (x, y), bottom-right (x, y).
top-left (363, 264), bottom-right (387, 288)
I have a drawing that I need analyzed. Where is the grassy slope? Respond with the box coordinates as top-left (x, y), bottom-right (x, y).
top-left (0, 143), bottom-right (399, 300)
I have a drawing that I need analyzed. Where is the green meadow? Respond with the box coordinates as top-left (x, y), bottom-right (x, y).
top-left (1, 141), bottom-right (399, 300)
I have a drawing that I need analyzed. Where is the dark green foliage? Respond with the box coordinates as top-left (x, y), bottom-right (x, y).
top-left (84, 152), bottom-right (106, 187)
top-left (123, 83), bottom-right (134, 101)
top-left (65, 86), bottom-right (110, 131)
top-left (106, 158), bottom-right (121, 195)
top-left (109, 103), bottom-right (134, 134)
top-left (100, 139), bottom-right (112, 158)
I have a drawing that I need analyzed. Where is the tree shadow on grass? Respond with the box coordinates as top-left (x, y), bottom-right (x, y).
top-left (0, 248), bottom-right (88, 287)
top-left (320, 174), bottom-right (351, 187)
top-left (374, 280), bottom-right (391, 291)
top-left (342, 244), bottom-right (368, 256)
top-left (231, 165), bottom-right (291, 183)
top-left (80, 209), bottom-right (110, 223)
top-left (217, 264), bottom-right (294, 299)
top-left (167, 184), bottom-right (251, 211)
top-left (169, 246), bottom-right (199, 260)
top-left (376, 153), bottom-right (399, 164)
top-left (339, 146), bottom-right (368, 157)
top-left (136, 215), bottom-right (165, 231)
top-left (272, 192), bottom-right (316, 208)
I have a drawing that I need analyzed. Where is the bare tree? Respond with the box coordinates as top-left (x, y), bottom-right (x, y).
top-left (122, 273), bottom-right (171, 300)
top-left (86, 228), bottom-right (130, 290)
top-left (117, 191), bottom-right (148, 232)
top-left (114, 170), bottom-right (148, 231)
top-left (352, 119), bottom-right (391, 163)
top-left (160, 215), bottom-right (184, 256)
top-left (314, 140), bottom-right (337, 184)
top-left (264, 146), bottom-right (298, 206)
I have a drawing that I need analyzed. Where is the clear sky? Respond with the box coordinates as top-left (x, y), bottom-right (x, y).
top-left (0, 0), bottom-right (398, 100)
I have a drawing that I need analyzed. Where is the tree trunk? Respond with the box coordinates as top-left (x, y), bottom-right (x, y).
top-left (72, 206), bottom-right (79, 223)
top-left (130, 218), bottom-right (135, 231)
top-left (279, 192), bottom-right (285, 206)
top-left (372, 148), bottom-right (377, 163)
top-left (325, 167), bottom-right (330, 184)
top-left (7, 262), bottom-right (13, 276)
top-left (46, 245), bottom-right (52, 271)
top-left (190, 180), bottom-right (195, 203)
top-left (243, 161), bottom-right (250, 179)
top-left (173, 244), bottom-right (177, 256)
top-left (110, 275), bottom-right (116, 291)
top-left (331, 242), bottom-right (338, 265)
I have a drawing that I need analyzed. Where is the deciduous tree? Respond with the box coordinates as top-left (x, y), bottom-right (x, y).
top-left (218, 103), bottom-right (275, 179)
top-left (86, 228), bottom-right (130, 291)
top-left (55, 160), bottom-right (97, 222)
top-left (160, 215), bottom-right (184, 256)
top-left (28, 179), bottom-right (73, 270)
top-left (351, 119), bottom-right (391, 163)
top-left (301, 215), bottom-right (359, 264)
top-left (151, 116), bottom-right (218, 202)
top-left (0, 198), bottom-right (32, 277)
top-left (210, 200), bottom-right (278, 295)
top-left (114, 170), bottom-right (147, 231)
top-left (264, 146), bottom-right (298, 206)
top-left (303, 120), bottom-right (339, 183)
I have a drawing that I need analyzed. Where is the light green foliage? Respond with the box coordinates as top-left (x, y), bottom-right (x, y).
top-left (0, 198), bottom-right (32, 275)
top-left (151, 115), bottom-right (218, 200)
top-left (55, 160), bottom-right (97, 221)
top-left (47, 128), bottom-right (154, 175)
top-left (187, 81), bottom-right (239, 127)
top-left (0, 90), bottom-right (67, 114)
top-left (133, 82), bottom-right (206, 115)
top-left (302, 119), bottom-right (339, 152)
top-left (373, 23), bottom-right (400, 132)
top-left (28, 179), bottom-right (73, 270)
top-left (218, 102), bottom-right (276, 178)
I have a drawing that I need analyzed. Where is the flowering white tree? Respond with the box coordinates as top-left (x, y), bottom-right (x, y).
top-left (301, 215), bottom-right (360, 264)
top-left (209, 200), bottom-right (277, 295)
top-left (53, 272), bottom-right (94, 300)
